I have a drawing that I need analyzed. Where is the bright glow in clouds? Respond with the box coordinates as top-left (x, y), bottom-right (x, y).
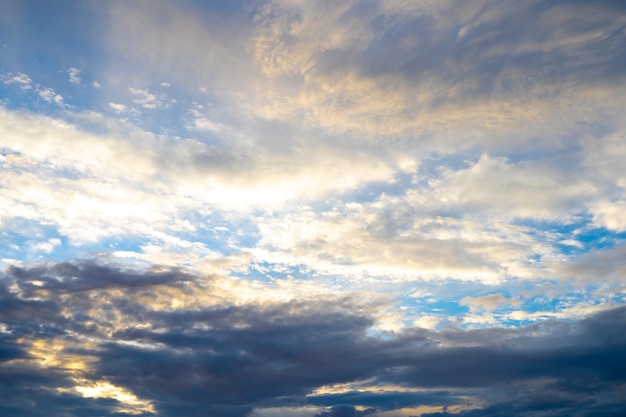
top-left (1, 1), bottom-right (626, 416)
top-left (73, 381), bottom-right (156, 415)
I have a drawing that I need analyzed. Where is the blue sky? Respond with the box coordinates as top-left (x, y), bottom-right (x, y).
top-left (1, 1), bottom-right (626, 416)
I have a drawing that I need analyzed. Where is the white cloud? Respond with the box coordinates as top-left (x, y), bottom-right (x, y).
top-left (128, 87), bottom-right (170, 109)
top-left (426, 154), bottom-right (596, 221)
top-left (37, 87), bottom-right (64, 105)
top-left (581, 133), bottom-right (626, 231)
top-left (0, 106), bottom-right (413, 255)
top-left (3, 72), bottom-right (32, 90)
top-left (252, 199), bottom-right (555, 284)
top-left (460, 294), bottom-right (521, 312)
top-left (67, 67), bottom-right (81, 85)
top-left (28, 238), bottom-right (62, 254)
top-left (108, 102), bottom-right (127, 113)
top-left (591, 200), bottom-right (626, 232)
top-left (245, 0), bottom-right (626, 148)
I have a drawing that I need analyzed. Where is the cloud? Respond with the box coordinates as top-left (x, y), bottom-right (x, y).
top-left (108, 102), bottom-right (127, 113)
top-left (248, 0), bottom-right (626, 146)
top-left (0, 105), bottom-right (417, 268)
top-left (591, 200), bottom-right (626, 232)
top-left (1, 1), bottom-right (620, 289)
top-left (252, 196), bottom-right (555, 283)
top-left (6, 260), bottom-right (195, 295)
top-left (557, 243), bottom-right (626, 284)
top-left (1, 260), bottom-right (625, 416)
top-left (36, 86), bottom-right (64, 105)
top-left (1, 1), bottom-right (625, 415)
top-left (27, 238), bottom-right (62, 254)
top-left (3, 72), bottom-right (32, 90)
top-left (460, 293), bottom-right (521, 312)
top-left (128, 87), bottom-right (171, 110)
top-left (427, 154), bottom-right (596, 221)
top-left (68, 67), bottom-right (81, 85)
top-left (103, 0), bottom-right (255, 97)
top-left (314, 405), bottom-right (378, 417)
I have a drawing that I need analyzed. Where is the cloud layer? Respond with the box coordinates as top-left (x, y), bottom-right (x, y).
top-left (1, 262), bottom-right (625, 417)
top-left (1, 1), bottom-right (626, 416)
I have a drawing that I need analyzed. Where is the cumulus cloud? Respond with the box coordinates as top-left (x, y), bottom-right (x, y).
top-left (252, 196), bottom-right (555, 283)
top-left (108, 102), bottom-right (127, 113)
top-left (3, 72), bottom-right (32, 90)
top-left (36, 86), bottom-right (64, 105)
top-left (67, 67), bottom-right (81, 85)
top-left (128, 87), bottom-right (171, 110)
top-left (27, 238), bottom-right (61, 254)
top-left (427, 154), bottom-right (597, 220)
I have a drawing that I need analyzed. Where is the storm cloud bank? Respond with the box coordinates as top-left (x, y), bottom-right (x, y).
top-left (1, 262), bottom-right (625, 417)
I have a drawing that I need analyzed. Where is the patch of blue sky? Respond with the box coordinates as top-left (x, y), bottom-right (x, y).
top-left (513, 215), bottom-right (587, 234)
top-left (0, 1), bottom-right (106, 78)
top-left (0, 218), bottom-right (65, 263)
top-left (240, 260), bottom-right (315, 283)
top-left (401, 289), bottom-right (472, 314)
top-left (122, 103), bottom-right (190, 137)
top-left (515, 216), bottom-right (626, 257)
top-left (0, 217), bottom-right (157, 267)
top-left (147, 208), bottom-right (259, 257)
top-left (418, 151), bottom-right (479, 177)
top-left (1, 78), bottom-right (112, 140)
top-left (521, 293), bottom-right (572, 314)
top-left (0, 75), bottom-right (59, 113)
top-left (573, 226), bottom-right (626, 250)
top-left (390, 277), bottom-right (592, 327)
top-left (397, 285), bottom-right (612, 327)
top-left (101, 88), bottom-right (239, 146)
top-left (94, 237), bottom-right (149, 257)
top-left (422, 299), bottom-right (470, 318)
top-left (2, 65), bottom-right (226, 144)
top-left (211, 215), bottom-right (261, 249)
top-left (311, 171), bottom-right (420, 216)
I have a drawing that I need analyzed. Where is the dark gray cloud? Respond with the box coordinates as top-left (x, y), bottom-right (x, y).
top-left (314, 404), bottom-right (378, 417)
top-left (309, 390), bottom-right (456, 411)
top-left (1, 261), bottom-right (625, 416)
top-left (6, 261), bottom-right (195, 294)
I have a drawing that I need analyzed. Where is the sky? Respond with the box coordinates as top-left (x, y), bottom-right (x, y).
top-left (1, 0), bottom-right (626, 416)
